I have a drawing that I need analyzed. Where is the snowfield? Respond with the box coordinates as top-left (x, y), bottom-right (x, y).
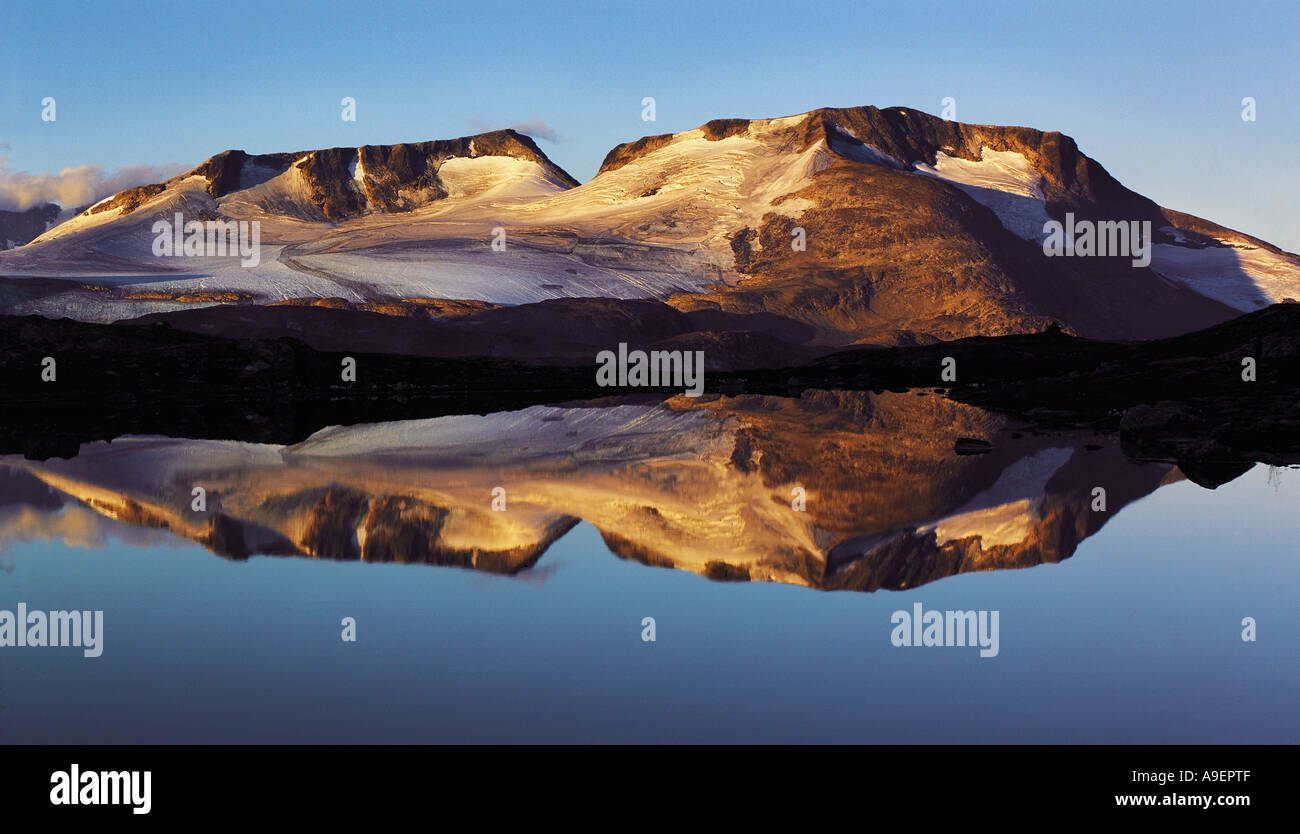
top-left (0, 117), bottom-right (835, 316)
top-left (911, 146), bottom-right (1300, 310)
top-left (913, 147), bottom-right (1051, 241)
top-left (1149, 242), bottom-right (1300, 311)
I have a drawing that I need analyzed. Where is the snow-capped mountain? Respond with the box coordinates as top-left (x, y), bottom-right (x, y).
top-left (1, 107), bottom-right (1296, 348)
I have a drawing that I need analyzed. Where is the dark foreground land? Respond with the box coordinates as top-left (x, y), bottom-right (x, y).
top-left (1, 303), bottom-right (1297, 485)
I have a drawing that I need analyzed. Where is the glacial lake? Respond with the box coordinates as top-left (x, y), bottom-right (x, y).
top-left (0, 396), bottom-right (1296, 744)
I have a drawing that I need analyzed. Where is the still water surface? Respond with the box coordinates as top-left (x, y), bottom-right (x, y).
top-left (0, 398), bottom-right (1295, 743)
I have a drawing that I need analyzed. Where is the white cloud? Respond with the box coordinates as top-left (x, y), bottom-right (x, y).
top-left (0, 158), bottom-right (190, 212)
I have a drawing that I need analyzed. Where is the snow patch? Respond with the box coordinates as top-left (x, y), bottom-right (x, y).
top-left (919, 447), bottom-right (1074, 547)
top-left (827, 125), bottom-right (907, 169)
top-left (1150, 242), bottom-right (1300, 311)
top-left (436, 156), bottom-right (567, 200)
top-left (913, 147), bottom-right (1050, 241)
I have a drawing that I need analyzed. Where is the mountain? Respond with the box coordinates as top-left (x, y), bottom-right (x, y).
top-left (1, 107), bottom-right (1296, 354)
top-left (0, 202), bottom-right (61, 249)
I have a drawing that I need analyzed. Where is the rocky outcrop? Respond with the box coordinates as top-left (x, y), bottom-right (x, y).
top-left (700, 118), bottom-right (752, 141)
top-left (596, 132), bottom-right (675, 175)
top-left (190, 149), bottom-right (300, 198)
top-left (85, 182), bottom-right (167, 216)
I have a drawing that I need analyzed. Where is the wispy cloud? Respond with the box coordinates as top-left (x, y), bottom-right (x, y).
top-left (509, 119), bottom-right (561, 143)
top-left (468, 117), bottom-right (562, 143)
top-left (0, 159), bottom-right (190, 212)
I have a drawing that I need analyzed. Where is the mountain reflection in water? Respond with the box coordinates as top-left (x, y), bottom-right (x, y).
top-left (0, 391), bottom-right (1189, 592)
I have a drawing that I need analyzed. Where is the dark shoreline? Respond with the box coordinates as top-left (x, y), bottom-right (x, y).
top-left (2, 304), bottom-right (1297, 483)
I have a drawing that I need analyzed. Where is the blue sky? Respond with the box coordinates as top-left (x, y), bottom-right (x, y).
top-left (2, 0), bottom-right (1297, 249)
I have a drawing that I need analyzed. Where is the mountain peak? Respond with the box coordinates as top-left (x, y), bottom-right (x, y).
top-left (596, 105), bottom-right (1156, 222)
top-left (68, 128), bottom-right (579, 226)
top-left (184, 129), bottom-right (579, 220)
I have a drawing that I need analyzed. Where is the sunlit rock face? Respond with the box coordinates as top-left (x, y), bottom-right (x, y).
top-left (0, 392), bottom-right (1179, 591)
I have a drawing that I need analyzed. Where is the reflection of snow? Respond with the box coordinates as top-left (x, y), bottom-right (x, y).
top-left (919, 447), bottom-right (1074, 547)
top-left (288, 403), bottom-right (720, 463)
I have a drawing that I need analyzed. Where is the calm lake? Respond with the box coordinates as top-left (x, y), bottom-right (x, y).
top-left (1, 393), bottom-right (1296, 743)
